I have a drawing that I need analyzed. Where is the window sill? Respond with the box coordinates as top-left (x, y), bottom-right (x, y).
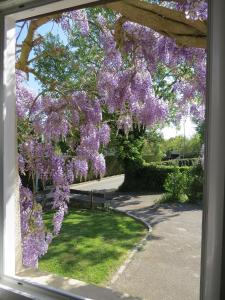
top-left (0, 276), bottom-right (87, 300)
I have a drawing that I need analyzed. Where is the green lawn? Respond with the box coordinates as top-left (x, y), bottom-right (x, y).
top-left (39, 209), bottom-right (146, 285)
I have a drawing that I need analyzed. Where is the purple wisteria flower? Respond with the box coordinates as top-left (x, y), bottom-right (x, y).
top-left (99, 123), bottom-right (110, 146)
top-left (61, 9), bottom-right (89, 35)
top-left (20, 185), bottom-right (51, 267)
top-left (177, 0), bottom-right (207, 20)
top-left (73, 159), bottom-right (88, 179)
top-left (92, 154), bottom-right (106, 178)
top-left (53, 208), bottom-right (65, 235)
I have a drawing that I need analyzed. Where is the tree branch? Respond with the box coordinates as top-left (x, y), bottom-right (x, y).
top-left (16, 13), bottom-right (61, 72)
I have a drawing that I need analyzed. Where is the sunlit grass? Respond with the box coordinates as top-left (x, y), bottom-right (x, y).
top-left (39, 209), bottom-right (146, 285)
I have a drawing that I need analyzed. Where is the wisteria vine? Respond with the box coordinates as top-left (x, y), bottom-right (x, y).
top-left (17, 0), bottom-right (207, 267)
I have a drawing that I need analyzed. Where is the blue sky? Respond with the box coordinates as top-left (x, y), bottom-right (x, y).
top-left (17, 20), bottom-right (68, 92)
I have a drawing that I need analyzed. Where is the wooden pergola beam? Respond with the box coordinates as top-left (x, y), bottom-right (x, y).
top-left (104, 0), bottom-right (207, 49)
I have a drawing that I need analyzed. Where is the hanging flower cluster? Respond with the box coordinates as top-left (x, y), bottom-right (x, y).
top-left (114, 18), bottom-right (206, 109)
top-left (176, 0), bottom-right (207, 20)
top-left (17, 77), bottom-right (110, 267)
top-left (20, 185), bottom-right (53, 267)
top-left (60, 9), bottom-right (89, 35)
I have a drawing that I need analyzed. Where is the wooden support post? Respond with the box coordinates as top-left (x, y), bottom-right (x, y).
top-left (90, 190), bottom-right (94, 210)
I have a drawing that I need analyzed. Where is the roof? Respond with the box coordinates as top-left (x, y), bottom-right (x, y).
top-left (0, 0), bottom-right (118, 16)
top-left (0, 0), bottom-right (64, 14)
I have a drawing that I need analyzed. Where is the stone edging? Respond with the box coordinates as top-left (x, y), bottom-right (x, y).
top-left (108, 207), bottom-right (152, 286)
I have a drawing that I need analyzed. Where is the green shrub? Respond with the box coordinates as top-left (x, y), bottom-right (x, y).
top-left (162, 163), bottom-right (203, 203)
top-left (187, 163), bottom-right (203, 203)
top-left (119, 163), bottom-right (190, 193)
top-left (162, 167), bottom-right (190, 202)
top-left (105, 156), bottom-right (124, 177)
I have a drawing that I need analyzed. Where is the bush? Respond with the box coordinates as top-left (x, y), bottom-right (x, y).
top-left (162, 163), bottom-right (203, 203)
top-left (187, 163), bottom-right (203, 203)
top-left (119, 163), bottom-right (190, 193)
top-left (162, 168), bottom-right (189, 203)
top-left (105, 156), bottom-right (124, 177)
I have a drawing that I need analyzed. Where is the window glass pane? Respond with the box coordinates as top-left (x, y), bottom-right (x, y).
top-left (9, 1), bottom-right (207, 299)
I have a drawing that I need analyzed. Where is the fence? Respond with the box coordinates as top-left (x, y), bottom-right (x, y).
top-left (159, 157), bottom-right (200, 167)
top-left (69, 189), bottom-right (111, 209)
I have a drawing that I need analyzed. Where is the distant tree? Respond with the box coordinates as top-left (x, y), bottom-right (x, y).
top-left (141, 130), bottom-right (164, 162)
top-left (161, 134), bottom-right (202, 159)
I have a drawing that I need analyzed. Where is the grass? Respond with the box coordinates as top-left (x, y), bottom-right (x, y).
top-left (39, 209), bottom-right (146, 285)
top-left (159, 193), bottom-right (189, 204)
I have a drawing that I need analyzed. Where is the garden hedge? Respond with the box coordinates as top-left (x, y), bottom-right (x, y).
top-left (105, 156), bottom-right (124, 177)
top-left (119, 163), bottom-right (190, 193)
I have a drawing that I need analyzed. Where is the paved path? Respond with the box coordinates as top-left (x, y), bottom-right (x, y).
top-left (70, 174), bottom-right (124, 192)
top-left (110, 195), bottom-right (202, 300)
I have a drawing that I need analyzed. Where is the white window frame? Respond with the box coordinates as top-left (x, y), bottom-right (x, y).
top-left (0, 1), bottom-right (108, 299)
top-left (1, 0), bottom-right (225, 299)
